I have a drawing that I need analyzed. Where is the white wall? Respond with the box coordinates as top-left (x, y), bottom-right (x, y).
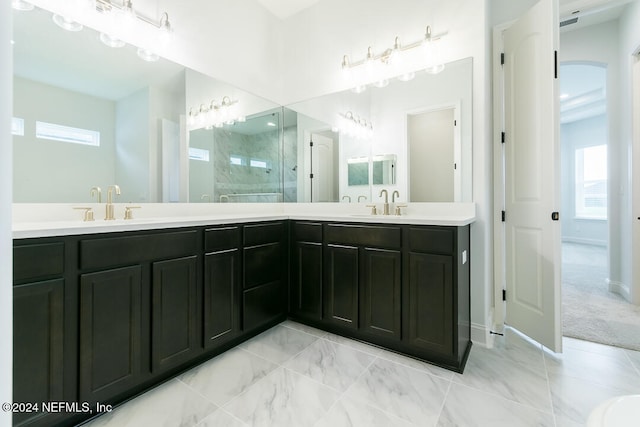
top-left (1, 1), bottom-right (12, 425)
top-left (116, 88), bottom-right (150, 203)
top-left (619, 0), bottom-right (640, 303)
top-left (560, 19), bottom-right (623, 286)
top-left (13, 77), bottom-right (117, 202)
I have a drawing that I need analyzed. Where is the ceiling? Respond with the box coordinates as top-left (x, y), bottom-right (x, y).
top-left (254, 0), bottom-right (321, 20)
top-left (559, 0), bottom-right (633, 31)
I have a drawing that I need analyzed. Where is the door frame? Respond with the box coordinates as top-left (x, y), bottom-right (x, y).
top-left (632, 50), bottom-right (640, 304)
top-left (492, 22), bottom-right (512, 331)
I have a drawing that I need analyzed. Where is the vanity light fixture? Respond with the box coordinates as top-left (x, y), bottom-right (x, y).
top-left (342, 25), bottom-right (446, 92)
top-left (92, 0), bottom-right (174, 59)
top-left (188, 97), bottom-right (244, 130)
top-left (12, 0), bottom-right (34, 11)
top-left (337, 111), bottom-right (373, 140)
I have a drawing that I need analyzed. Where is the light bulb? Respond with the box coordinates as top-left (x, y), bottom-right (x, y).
top-left (373, 79), bottom-right (389, 88)
top-left (398, 72), bottom-right (415, 82)
top-left (100, 32), bottom-right (125, 48)
top-left (12, 0), bottom-right (34, 11)
top-left (137, 47), bottom-right (159, 62)
top-left (52, 14), bottom-right (83, 32)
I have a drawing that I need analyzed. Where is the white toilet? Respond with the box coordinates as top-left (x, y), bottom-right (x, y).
top-left (587, 395), bottom-right (640, 427)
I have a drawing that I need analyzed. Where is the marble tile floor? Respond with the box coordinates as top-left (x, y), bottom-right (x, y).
top-left (82, 321), bottom-right (640, 427)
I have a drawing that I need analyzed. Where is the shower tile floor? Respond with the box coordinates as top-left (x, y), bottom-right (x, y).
top-left (82, 320), bottom-right (640, 427)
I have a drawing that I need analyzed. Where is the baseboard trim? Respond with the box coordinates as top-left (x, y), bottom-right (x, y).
top-left (607, 279), bottom-right (631, 302)
top-left (471, 309), bottom-right (495, 348)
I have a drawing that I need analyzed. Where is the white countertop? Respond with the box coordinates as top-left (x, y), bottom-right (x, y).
top-left (13, 203), bottom-right (476, 239)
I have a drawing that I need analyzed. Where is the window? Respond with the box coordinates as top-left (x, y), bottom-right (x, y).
top-left (230, 155), bottom-right (245, 166)
top-left (189, 147), bottom-right (210, 162)
top-left (35, 121), bottom-right (100, 146)
top-left (12, 117), bottom-right (24, 136)
top-left (250, 159), bottom-right (269, 169)
top-left (575, 144), bottom-right (607, 219)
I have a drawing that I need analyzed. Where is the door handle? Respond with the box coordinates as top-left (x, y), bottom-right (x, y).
top-left (551, 212), bottom-right (559, 221)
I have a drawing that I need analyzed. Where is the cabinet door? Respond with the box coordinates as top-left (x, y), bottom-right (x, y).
top-left (362, 248), bottom-right (401, 340)
top-left (79, 266), bottom-right (142, 404)
top-left (406, 252), bottom-right (454, 356)
top-left (13, 279), bottom-right (65, 427)
top-left (152, 256), bottom-right (198, 372)
top-left (204, 249), bottom-right (240, 349)
top-left (324, 244), bottom-right (359, 329)
top-left (290, 241), bottom-right (323, 321)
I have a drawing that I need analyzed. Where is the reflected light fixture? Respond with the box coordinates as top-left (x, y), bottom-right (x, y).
top-left (12, 0), bottom-right (34, 11)
top-left (188, 97), bottom-right (243, 130)
top-left (137, 47), bottom-right (159, 62)
top-left (93, 0), bottom-right (174, 60)
top-left (337, 111), bottom-right (373, 140)
top-left (53, 14), bottom-right (84, 32)
top-left (341, 25), bottom-right (446, 92)
top-left (100, 32), bottom-right (125, 48)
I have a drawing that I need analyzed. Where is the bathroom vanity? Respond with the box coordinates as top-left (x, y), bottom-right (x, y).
top-left (12, 206), bottom-right (473, 427)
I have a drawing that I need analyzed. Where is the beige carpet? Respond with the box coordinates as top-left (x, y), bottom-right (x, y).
top-left (562, 242), bottom-right (640, 351)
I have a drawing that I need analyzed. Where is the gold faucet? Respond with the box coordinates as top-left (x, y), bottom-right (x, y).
top-left (105, 185), bottom-right (121, 220)
top-left (90, 186), bottom-right (102, 203)
top-left (379, 189), bottom-right (390, 215)
top-left (392, 190), bottom-right (400, 203)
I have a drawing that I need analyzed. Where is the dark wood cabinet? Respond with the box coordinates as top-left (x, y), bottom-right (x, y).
top-left (290, 222), bottom-right (323, 322)
top-left (11, 218), bottom-right (470, 426)
top-left (324, 244), bottom-right (360, 329)
top-left (79, 265), bottom-right (144, 404)
top-left (203, 226), bottom-right (241, 349)
top-left (12, 241), bottom-right (75, 427)
top-left (151, 256), bottom-right (199, 373)
top-left (13, 279), bottom-right (65, 427)
top-left (406, 252), bottom-right (454, 354)
top-left (361, 247), bottom-right (402, 340)
top-left (242, 222), bottom-right (287, 332)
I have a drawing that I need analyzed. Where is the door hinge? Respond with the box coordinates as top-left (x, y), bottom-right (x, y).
top-left (454, 120), bottom-right (457, 126)
top-left (500, 52), bottom-right (505, 65)
top-left (554, 50), bottom-right (558, 79)
top-left (501, 132), bottom-right (506, 143)
top-left (551, 211), bottom-right (560, 221)
top-left (501, 210), bottom-right (506, 222)
top-left (502, 289), bottom-right (507, 301)
top-left (309, 173), bottom-right (314, 179)
top-left (309, 141), bottom-right (314, 147)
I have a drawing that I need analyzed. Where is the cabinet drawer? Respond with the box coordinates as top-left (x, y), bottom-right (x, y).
top-left (407, 227), bottom-right (454, 254)
top-left (292, 222), bottom-right (322, 242)
top-left (205, 226), bottom-right (241, 252)
top-left (244, 222), bottom-right (284, 246)
top-left (325, 224), bottom-right (401, 248)
top-left (14, 242), bottom-right (65, 283)
top-left (80, 230), bottom-right (198, 270)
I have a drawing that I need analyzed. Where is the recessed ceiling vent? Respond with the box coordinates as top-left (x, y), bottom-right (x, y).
top-left (560, 17), bottom-right (579, 27)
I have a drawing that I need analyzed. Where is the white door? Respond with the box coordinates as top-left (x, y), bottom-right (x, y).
top-left (408, 108), bottom-right (456, 202)
top-left (503, 0), bottom-right (562, 352)
top-left (310, 133), bottom-right (336, 202)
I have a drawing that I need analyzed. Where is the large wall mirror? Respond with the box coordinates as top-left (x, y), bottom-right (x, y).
top-left (12, 5), bottom-right (281, 203)
top-left (285, 57), bottom-right (473, 203)
top-left (13, 5), bottom-right (472, 205)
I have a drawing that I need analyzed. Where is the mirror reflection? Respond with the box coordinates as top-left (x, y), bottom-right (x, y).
top-left (12, 5), bottom-right (281, 203)
top-left (285, 57), bottom-right (472, 203)
top-left (12, 5), bottom-right (472, 204)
